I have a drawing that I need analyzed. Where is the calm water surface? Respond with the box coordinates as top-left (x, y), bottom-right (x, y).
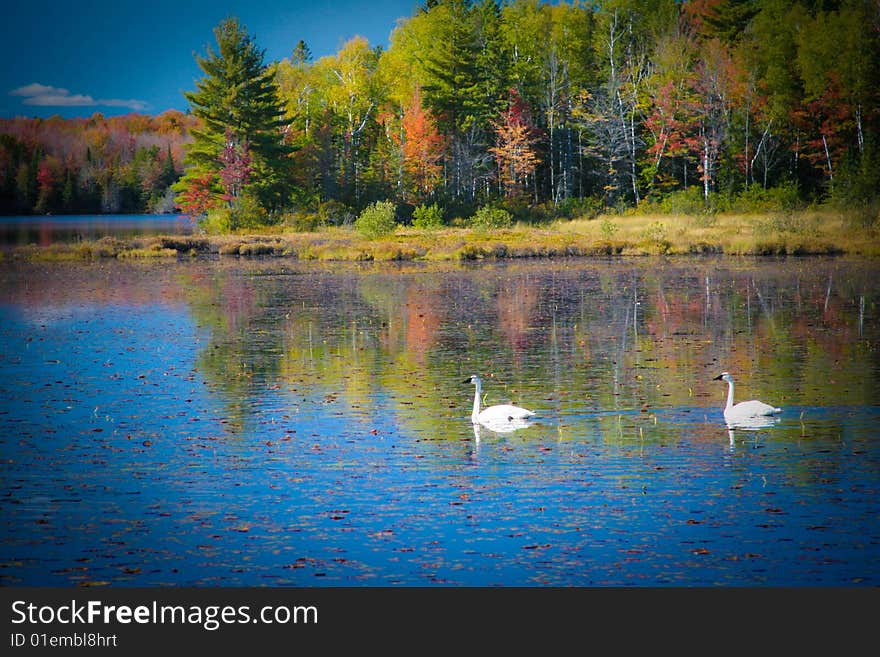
top-left (0, 214), bottom-right (195, 245)
top-left (0, 256), bottom-right (878, 586)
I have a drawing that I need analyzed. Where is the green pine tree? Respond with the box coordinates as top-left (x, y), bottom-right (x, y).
top-left (174, 16), bottom-right (293, 220)
top-left (161, 144), bottom-right (177, 188)
top-left (421, 0), bottom-right (483, 134)
top-left (61, 170), bottom-right (75, 210)
top-left (291, 39), bottom-right (312, 65)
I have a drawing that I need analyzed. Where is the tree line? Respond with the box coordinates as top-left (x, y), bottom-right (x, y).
top-left (2, 0), bottom-right (878, 225)
top-left (0, 111), bottom-right (196, 215)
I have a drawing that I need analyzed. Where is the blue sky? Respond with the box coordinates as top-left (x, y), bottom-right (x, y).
top-left (2, 0), bottom-right (420, 119)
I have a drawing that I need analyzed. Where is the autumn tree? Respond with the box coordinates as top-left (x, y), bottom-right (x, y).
top-left (10, 0), bottom-right (875, 219)
top-left (0, 112), bottom-right (192, 215)
top-left (641, 26), bottom-right (700, 195)
top-left (691, 37), bottom-right (735, 200)
top-left (490, 88), bottom-right (542, 200)
top-left (175, 171), bottom-right (221, 218)
top-left (218, 128), bottom-right (253, 203)
top-left (175, 16), bottom-right (293, 221)
top-left (401, 89), bottom-right (446, 201)
top-left (34, 156), bottom-right (59, 214)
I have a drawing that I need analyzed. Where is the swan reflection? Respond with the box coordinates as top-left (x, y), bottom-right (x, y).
top-left (472, 416), bottom-right (536, 442)
top-left (726, 415), bottom-right (781, 450)
top-left (726, 414), bottom-right (781, 431)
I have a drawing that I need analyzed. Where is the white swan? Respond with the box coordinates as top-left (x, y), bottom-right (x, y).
top-left (713, 372), bottom-right (781, 427)
top-left (464, 375), bottom-right (535, 427)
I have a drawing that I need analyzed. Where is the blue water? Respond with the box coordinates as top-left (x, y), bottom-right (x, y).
top-left (0, 213), bottom-right (195, 245)
top-left (0, 257), bottom-right (878, 586)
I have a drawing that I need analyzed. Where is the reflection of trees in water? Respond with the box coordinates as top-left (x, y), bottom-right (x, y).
top-left (173, 259), bottom-right (879, 434)
top-left (180, 264), bottom-right (326, 433)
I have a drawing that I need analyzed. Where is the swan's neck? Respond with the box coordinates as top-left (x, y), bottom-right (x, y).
top-left (472, 381), bottom-right (482, 422)
top-left (725, 379), bottom-right (735, 410)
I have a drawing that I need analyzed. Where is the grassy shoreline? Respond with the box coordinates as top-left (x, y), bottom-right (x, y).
top-left (5, 209), bottom-right (879, 262)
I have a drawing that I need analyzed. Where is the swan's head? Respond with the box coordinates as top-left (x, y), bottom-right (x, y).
top-left (713, 372), bottom-right (733, 383)
top-left (463, 375), bottom-right (481, 386)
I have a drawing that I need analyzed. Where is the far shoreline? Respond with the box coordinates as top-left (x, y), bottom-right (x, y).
top-left (2, 209), bottom-right (878, 263)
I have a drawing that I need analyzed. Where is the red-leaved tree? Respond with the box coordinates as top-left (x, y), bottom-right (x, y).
top-left (401, 89), bottom-right (446, 202)
top-left (175, 171), bottom-right (220, 218)
top-left (490, 88), bottom-right (542, 200)
top-left (219, 129), bottom-right (253, 205)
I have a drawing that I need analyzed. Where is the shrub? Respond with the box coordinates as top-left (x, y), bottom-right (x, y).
top-left (281, 211), bottom-right (323, 232)
top-left (201, 208), bottom-right (232, 234)
top-left (599, 217), bottom-right (618, 239)
top-left (355, 201), bottom-right (398, 239)
top-left (499, 199), bottom-right (538, 224)
top-left (732, 182), bottom-right (802, 213)
top-left (651, 187), bottom-right (707, 215)
top-left (557, 196), bottom-right (603, 220)
top-left (412, 203), bottom-right (444, 229)
top-left (318, 200), bottom-right (356, 227)
top-left (640, 220), bottom-right (671, 253)
top-left (238, 241), bottom-right (281, 256)
top-left (229, 193), bottom-right (270, 229)
top-left (845, 201), bottom-right (880, 229)
top-left (88, 236), bottom-right (127, 257)
top-left (470, 205), bottom-right (513, 229)
top-left (199, 194), bottom-right (269, 233)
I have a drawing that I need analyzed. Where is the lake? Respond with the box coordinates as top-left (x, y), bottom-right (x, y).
top-left (0, 255), bottom-right (878, 586)
top-left (0, 213), bottom-right (195, 246)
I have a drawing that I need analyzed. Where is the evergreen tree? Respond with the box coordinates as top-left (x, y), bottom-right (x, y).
top-left (61, 170), bottom-right (75, 211)
top-left (292, 40), bottom-right (313, 65)
top-left (161, 144), bottom-right (177, 188)
top-left (420, 0), bottom-right (496, 200)
top-left (421, 0), bottom-right (482, 134)
top-left (703, 0), bottom-right (760, 45)
top-left (175, 16), bottom-right (293, 219)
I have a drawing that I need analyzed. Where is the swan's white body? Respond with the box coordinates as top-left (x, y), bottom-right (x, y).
top-left (714, 372), bottom-right (781, 427)
top-left (465, 375), bottom-right (535, 427)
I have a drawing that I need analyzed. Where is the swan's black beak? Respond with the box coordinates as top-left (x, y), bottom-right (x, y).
top-left (712, 374), bottom-right (723, 381)
top-left (462, 377), bottom-right (473, 384)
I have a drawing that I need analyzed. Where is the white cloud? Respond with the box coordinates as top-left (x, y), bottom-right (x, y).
top-left (100, 98), bottom-right (150, 111)
top-left (10, 83), bottom-right (66, 97)
top-left (9, 82), bottom-right (149, 112)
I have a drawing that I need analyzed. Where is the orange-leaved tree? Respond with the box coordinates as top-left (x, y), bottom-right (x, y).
top-left (401, 89), bottom-right (446, 202)
top-left (490, 88), bottom-right (542, 200)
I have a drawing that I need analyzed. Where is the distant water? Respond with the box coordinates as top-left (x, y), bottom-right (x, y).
top-left (0, 214), bottom-right (196, 245)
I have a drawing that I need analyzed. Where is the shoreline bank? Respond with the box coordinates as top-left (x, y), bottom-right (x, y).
top-left (3, 211), bottom-right (878, 262)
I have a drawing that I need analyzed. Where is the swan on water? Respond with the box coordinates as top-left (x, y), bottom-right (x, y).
top-left (713, 372), bottom-right (781, 427)
top-left (464, 375), bottom-right (535, 427)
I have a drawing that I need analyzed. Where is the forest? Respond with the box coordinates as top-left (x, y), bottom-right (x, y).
top-left (1, 0), bottom-right (878, 229)
top-left (0, 111), bottom-right (196, 215)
